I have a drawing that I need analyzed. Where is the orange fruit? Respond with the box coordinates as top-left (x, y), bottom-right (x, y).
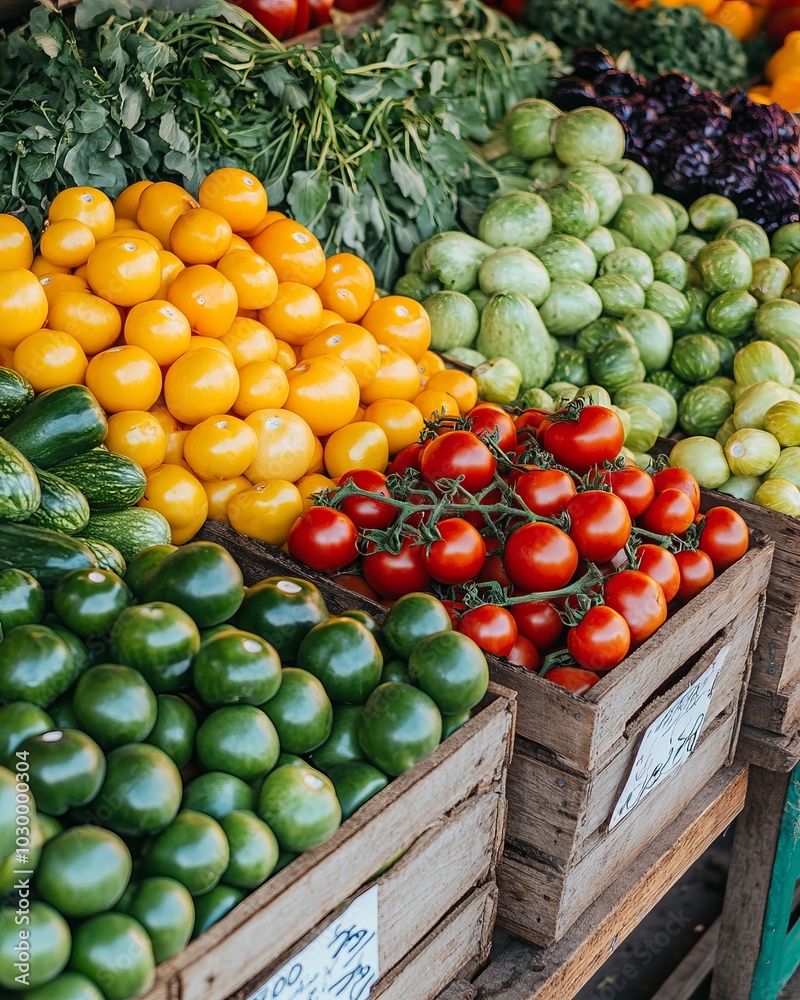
top-left (233, 359), bottom-right (289, 416)
top-left (114, 218), bottom-right (138, 231)
top-left (86, 235), bottom-right (162, 306)
top-left (220, 317), bottom-right (278, 368)
top-left (124, 300), bottom-right (192, 366)
top-left (300, 323), bottom-right (380, 389)
top-left (86, 345), bottom-right (162, 413)
top-left (315, 253), bottom-right (375, 322)
top-left (49, 187), bottom-right (115, 242)
top-left (250, 219), bottom-right (325, 286)
top-left (13, 330), bottom-right (87, 391)
top-left (412, 388), bottom-right (459, 421)
top-left (39, 273), bottom-right (89, 304)
top-left (244, 408), bottom-right (316, 483)
top-left (166, 264), bottom-right (238, 338)
top-left (139, 464), bottom-right (208, 544)
top-left (105, 410), bottom-right (168, 472)
top-left (307, 434), bottom-right (324, 474)
top-left (155, 250), bottom-right (185, 298)
top-left (361, 295), bottom-right (431, 361)
top-left (284, 356), bottom-right (360, 437)
top-left (417, 349), bottom-right (447, 385)
top-left (169, 208), bottom-right (233, 265)
top-left (150, 404), bottom-right (190, 469)
top-left (185, 336), bottom-right (235, 360)
top-left (295, 472), bottom-right (335, 509)
top-left (109, 229), bottom-right (163, 251)
top-left (47, 291), bottom-right (122, 355)
top-left (423, 368), bottom-right (477, 412)
top-left (164, 348), bottom-right (239, 425)
top-left (228, 235), bottom-right (252, 253)
top-left (40, 220), bottom-right (96, 269)
top-left (184, 414), bottom-right (259, 480)
top-left (274, 340), bottom-right (297, 371)
top-left (0, 215), bottom-right (34, 271)
top-left (359, 344), bottom-right (421, 405)
top-left (227, 479), bottom-right (303, 546)
top-left (363, 398), bottom-right (425, 455)
top-left (0, 269), bottom-right (49, 349)
top-left (198, 168), bottom-right (268, 233)
top-left (73, 263), bottom-right (89, 280)
top-left (324, 421), bottom-right (390, 479)
top-left (258, 282), bottom-right (322, 345)
top-left (114, 180), bottom-right (154, 221)
top-left (215, 250), bottom-right (278, 310)
top-left (239, 210), bottom-right (287, 240)
top-left (320, 309), bottom-right (345, 329)
top-left (31, 256), bottom-right (70, 279)
top-left (136, 181), bottom-right (199, 249)
top-left (201, 475), bottom-right (251, 525)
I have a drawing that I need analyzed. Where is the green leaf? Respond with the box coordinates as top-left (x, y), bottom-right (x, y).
top-left (119, 80), bottom-right (144, 130)
top-left (389, 153), bottom-right (427, 206)
top-left (287, 169), bottom-right (331, 224)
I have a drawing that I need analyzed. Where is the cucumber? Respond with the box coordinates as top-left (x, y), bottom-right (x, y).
top-left (0, 437), bottom-right (41, 522)
top-left (0, 369), bottom-right (34, 426)
top-left (83, 508), bottom-right (172, 562)
top-left (26, 469), bottom-right (91, 535)
top-left (3, 385), bottom-right (107, 468)
top-left (51, 451), bottom-right (146, 512)
top-left (0, 523), bottom-right (98, 588)
top-left (75, 537), bottom-right (127, 576)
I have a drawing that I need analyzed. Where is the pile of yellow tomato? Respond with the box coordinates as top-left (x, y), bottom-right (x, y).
top-left (0, 169), bottom-right (478, 546)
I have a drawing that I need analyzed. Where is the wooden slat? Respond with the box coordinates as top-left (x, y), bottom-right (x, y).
top-left (438, 982), bottom-right (478, 1000)
top-left (649, 919), bottom-right (719, 1000)
top-left (737, 725), bottom-right (800, 772)
top-left (474, 765), bottom-right (748, 1000)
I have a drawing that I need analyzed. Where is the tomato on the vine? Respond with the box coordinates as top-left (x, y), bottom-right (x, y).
top-left (388, 441), bottom-right (426, 476)
top-left (516, 469), bottom-right (577, 518)
top-left (468, 405), bottom-right (517, 453)
top-left (338, 469), bottom-right (396, 530)
top-left (635, 544), bottom-right (681, 603)
top-left (603, 570), bottom-right (667, 645)
top-left (334, 573), bottom-right (379, 602)
top-left (423, 517), bottom-right (486, 585)
top-left (544, 666), bottom-right (599, 694)
top-left (362, 537), bottom-right (431, 599)
top-left (675, 549), bottom-right (715, 602)
top-left (698, 506), bottom-right (749, 572)
top-left (287, 507), bottom-right (358, 572)
top-left (514, 409), bottom-right (550, 434)
top-left (458, 604), bottom-right (517, 657)
top-left (421, 430), bottom-right (496, 493)
top-left (653, 467), bottom-right (700, 513)
top-left (504, 522), bottom-right (579, 593)
top-left (441, 599), bottom-right (466, 630)
top-left (566, 605), bottom-right (630, 672)
top-left (510, 599), bottom-right (563, 649)
top-left (477, 537), bottom-right (512, 589)
top-left (640, 488), bottom-right (695, 536)
top-left (241, 0), bottom-right (301, 38)
top-left (603, 466), bottom-right (655, 519)
top-left (539, 406), bottom-right (624, 474)
top-left (507, 634), bottom-right (539, 671)
top-left (566, 490), bottom-right (631, 564)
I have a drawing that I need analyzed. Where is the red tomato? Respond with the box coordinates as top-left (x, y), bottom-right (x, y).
top-left (362, 537), bottom-right (431, 599)
top-left (652, 467), bottom-right (700, 513)
top-left (421, 430), bottom-right (497, 493)
top-left (333, 573), bottom-right (379, 602)
top-left (507, 634), bottom-right (540, 671)
top-left (307, 0), bottom-right (333, 26)
top-left (675, 549), bottom-right (715, 602)
top-left (287, 507), bottom-right (358, 572)
top-left (458, 604), bottom-right (517, 657)
top-left (516, 469), bottom-right (577, 517)
top-left (603, 570), bottom-right (667, 645)
top-left (441, 599), bottom-right (466, 629)
top-left (540, 406), bottom-right (625, 474)
top-left (544, 666), bottom-right (600, 694)
top-left (467, 405), bottom-right (517, 453)
top-left (388, 441), bottom-right (426, 476)
top-left (504, 522), bottom-right (579, 592)
top-left (566, 605), bottom-right (630, 672)
top-left (640, 488), bottom-right (695, 536)
top-left (451, 485), bottom-right (502, 530)
top-left (698, 507), bottom-right (749, 572)
top-left (241, 0), bottom-right (299, 38)
top-left (635, 544), bottom-right (681, 603)
top-left (293, 0), bottom-right (310, 33)
top-left (510, 599), bottom-right (563, 649)
top-left (603, 466), bottom-right (656, 519)
top-left (566, 491), bottom-right (632, 564)
top-left (514, 409), bottom-right (550, 434)
top-left (338, 469), bottom-right (396, 530)
top-left (423, 517), bottom-right (486, 585)
top-left (477, 540), bottom-right (513, 589)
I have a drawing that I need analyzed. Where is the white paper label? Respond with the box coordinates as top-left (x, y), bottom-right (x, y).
top-left (247, 885), bottom-right (379, 1000)
top-left (608, 644), bottom-right (730, 830)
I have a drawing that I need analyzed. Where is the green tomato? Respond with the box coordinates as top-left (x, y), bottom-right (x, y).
top-left (221, 810), bottom-right (279, 890)
top-left (0, 625), bottom-right (76, 708)
top-left (21, 729), bottom-right (105, 817)
top-left (0, 702), bottom-right (53, 764)
top-left (110, 602), bottom-right (200, 694)
top-left (0, 902), bottom-right (70, 991)
top-left (235, 577), bottom-right (328, 661)
top-left (442, 710), bottom-right (472, 739)
top-left (53, 568), bottom-right (133, 638)
top-left (358, 682), bottom-right (442, 777)
top-left (69, 913), bottom-right (155, 1000)
top-left (123, 544), bottom-right (177, 599)
top-left (192, 884), bottom-right (244, 939)
top-left (193, 629), bottom-right (282, 707)
top-left (72, 664), bottom-right (157, 750)
top-left (144, 810), bottom-right (229, 896)
top-left (141, 540), bottom-right (244, 627)
top-left (36, 826), bottom-right (131, 918)
top-left (183, 771), bottom-right (256, 821)
top-left (145, 694), bottom-right (198, 770)
top-left (257, 763), bottom-right (341, 853)
top-left (764, 400), bottom-right (800, 447)
top-left (472, 357), bottom-right (523, 404)
top-left (21, 972), bottom-right (104, 1000)
top-left (310, 705), bottom-right (366, 771)
top-left (297, 617), bottom-right (383, 705)
top-left (0, 568), bottom-right (44, 632)
top-left (408, 631), bottom-right (489, 715)
top-left (196, 706), bottom-right (280, 781)
top-left (92, 743), bottom-right (181, 837)
top-left (116, 876), bottom-right (194, 964)
top-left (325, 762), bottom-right (388, 821)
top-left (261, 668), bottom-right (332, 755)
top-left (381, 593), bottom-right (452, 660)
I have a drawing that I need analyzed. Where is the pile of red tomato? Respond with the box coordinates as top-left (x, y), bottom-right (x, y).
top-left (286, 402), bottom-right (750, 693)
top-left (237, 0), bottom-right (374, 40)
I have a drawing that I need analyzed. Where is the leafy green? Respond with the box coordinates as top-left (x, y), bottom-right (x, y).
top-left (0, 0), bottom-right (561, 286)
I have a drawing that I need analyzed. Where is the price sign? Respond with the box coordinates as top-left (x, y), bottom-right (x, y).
top-left (608, 644), bottom-right (730, 831)
top-left (247, 885), bottom-right (379, 1000)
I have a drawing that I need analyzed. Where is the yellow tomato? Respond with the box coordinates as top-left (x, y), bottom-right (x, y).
top-left (314, 253), bottom-right (376, 323)
top-left (359, 344), bottom-right (421, 405)
top-left (113, 180), bottom-right (154, 221)
top-left (258, 282), bottom-right (323, 346)
top-left (0, 215), bottom-right (34, 271)
top-left (40, 220), bottom-right (96, 269)
top-left (139, 464), bottom-right (208, 544)
top-left (228, 235), bottom-right (252, 253)
top-left (320, 309), bottom-right (345, 329)
top-left (136, 181), bottom-right (198, 250)
top-left (423, 368), bottom-right (478, 413)
top-left (227, 479), bottom-right (303, 546)
top-left (284, 356), bottom-right (360, 437)
top-left (110, 229), bottom-right (164, 252)
top-left (105, 410), bottom-right (168, 472)
top-left (307, 434), bottom-right (324, 474)
top-left (363, 398), bottom-right (425, 454)
top-left (49, 187), bottom-right (115, 242)
top-left (169, 208), bottom-right (233, 265)
top-left (39, 273), bottom-right (89, 305)
top-left (295, 473), bottom-right (336, 509)
top-left (86, 345), bottom-right (162, 413)
top-left (156, 250), bottom-right (185, 298)
top-left (233, 360), bottom-right (289, 416)
top-left (412, 388), bottom-right (459, 421)
top-left (183, 414), bottom-right (259, 481)
top-left (124, 300), bottom-right (192, 367)
top-left (164, 348), bottom-right (240, 425)
top-left (13, 330), bottom-right (87, 391)
top-left (220, 317), bottom-right (278, 368)
top-left (274, 340), bottom-right (297, 370)
top-left (31, 256), bottom-right (69, 279)
top-left (150, 404), bottom-right (190, 469)
top-left (244, 408), bottom-right (316, 483)
top-left (417, 349), bottom-right (447, 385)
top-left (250, 219), bottom-right (325, 287)
top-left (198, 168), bottom-right (268, 233)
top-left (216, 251), bottom-right (278, 311)
top-left (201, 475), bottom-right (251, 525)
top-left (166, 264), bottom-right (239, 338)
top-left (185, 336), bottom-right (235, 360)
top-left (324, 421), bottom-right (389, 479)
top-left (86, 235), bottom-right (162, 307)
top-left (47, 291), bottom-right (122, 355)
top-left (0, 270), bottom-right (49, 350)
top-left (300, 323), bottom-right (380, 389)
top-left (360, 295), bottom-right (431, 361)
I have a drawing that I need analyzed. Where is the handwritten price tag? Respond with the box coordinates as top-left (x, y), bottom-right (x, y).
top-left (608, 644), bottom-right (730, 831)
top-left (247, 885), bottom-right (379, 1000)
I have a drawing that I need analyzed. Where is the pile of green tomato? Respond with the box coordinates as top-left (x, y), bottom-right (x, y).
top-left (0, 541), bottom-right (488, 999)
